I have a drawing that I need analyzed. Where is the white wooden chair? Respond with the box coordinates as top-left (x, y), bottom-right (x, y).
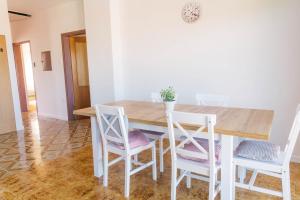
top-left (167, 111), bottom-right (221, 200)
top-left (196, 94), bottom-right (229, 107)
top-left (95, 105), bottom-right (157, 198)
top-left (151, 92), bottom-right (162, 102)
top-left (137, 92), bottom-right (170, 173)
top-left (196, 93), bottom-right (250, 183)
top-left (233, 104), bottom-right (300, 200)
top-left (194, 93), bottom-right (229, 141)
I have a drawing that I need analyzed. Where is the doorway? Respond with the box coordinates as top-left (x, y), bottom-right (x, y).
top-left (62, 30), bottom-right (91, 120)
top-left (13, 41), bottom-right (37, 113)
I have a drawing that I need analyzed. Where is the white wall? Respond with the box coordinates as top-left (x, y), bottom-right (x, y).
top-left (10, 0), bottom-right (85, 120)
top-left (83, 0), bottom-right (115, 105)
top-left (0, 0), bottom-right (23, 131)
top-left (10, 0), bottom-right (298, 160)
top-left (119, 0), bottom-right (300, 160)
top-left (110, 0), bottom-right (124, 101)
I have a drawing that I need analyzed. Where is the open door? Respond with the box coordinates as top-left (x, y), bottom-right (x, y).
top-left (0, 35), bottom-right (16, 134)
top-left (62, 30), bottom-right (91, 120)
top-left (70, 36), bottom-right (90, 111)
top-left (13, 42), bottom-right (37, 113)
top-left (13, 43), bottom-right (28, 112)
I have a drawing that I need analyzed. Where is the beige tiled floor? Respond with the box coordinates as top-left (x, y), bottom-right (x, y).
top-left (0, 112), bottom-right (91, 179)
top-left (0, 112), bottom-right (299, 200)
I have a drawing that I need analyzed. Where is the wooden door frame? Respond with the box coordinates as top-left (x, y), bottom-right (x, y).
top-left (13, 40), bottom-right (38, 113)
top-left (61, 29), bottom-right (86, 121)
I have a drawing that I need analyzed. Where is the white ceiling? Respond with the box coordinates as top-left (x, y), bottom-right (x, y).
top-left (7, 0), bottom-right (76, 22)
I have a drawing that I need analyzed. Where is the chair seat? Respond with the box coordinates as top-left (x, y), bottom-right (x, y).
top-left (140, 130), bottom-right (165, 136)
top-left (235, 140), bottom-right (280, 162)
top-left (177, 156), bottom-right (221, 170)
top-left (109, 130), bottom-right (150, 150)
top-left (179, 138), bottom-right (221, 164)
top-left (234, 151), bottom-right (286, 174)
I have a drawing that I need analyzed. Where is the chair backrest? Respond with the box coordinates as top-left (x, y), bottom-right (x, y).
top-left (196, 94), bottom-right (229, 107)
top-left (283, 104), bottom-right (300, 165)
top-left (167, 111), bottom-right (217, 167)
top-left (151, 92), bottom-right (162, 103)
top-left (94, 105), bottom-right (130, 150)
top-left (151, 92), bottom-right (179, 103)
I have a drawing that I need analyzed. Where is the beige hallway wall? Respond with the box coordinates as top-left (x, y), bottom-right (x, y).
top-left (0, 0), bottom-right (23, 132)
top-left (0, 35), bottom-right (16, 134)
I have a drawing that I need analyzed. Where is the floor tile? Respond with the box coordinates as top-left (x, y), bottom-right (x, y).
top-left (0, 111), bottom-right (298, 200)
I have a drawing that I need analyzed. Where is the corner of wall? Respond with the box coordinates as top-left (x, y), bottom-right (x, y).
top-left (0, 1), bottom-right (24, 132)
top-left (110, 0), bottom-right (124, 101)
top-left (83, 0), bottom-right (116, 104)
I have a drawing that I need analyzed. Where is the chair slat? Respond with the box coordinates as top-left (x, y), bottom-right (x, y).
top-left (176, 148), bottom-right (209, 160)
top-left (106, 135), bottom-right (124, 144)
top-left (174, 122), bottom-right (208, 155)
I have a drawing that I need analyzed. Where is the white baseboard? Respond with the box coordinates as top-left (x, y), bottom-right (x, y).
top-left (292, 155), bottom-right (300, 163)
top-left (38, 113), bottom-right (68, 121)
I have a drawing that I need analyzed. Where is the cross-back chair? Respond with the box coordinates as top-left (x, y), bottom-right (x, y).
top-left (167, 111), bottom-right (221, 200)
top-left (95, 105), bottom-right (157, 198)
top-left (196, 94), bottom-right (229, 107)
top-left (233, 104), bottom-right (300, 200)
top-left (136, 92), bottom-right (170, 173)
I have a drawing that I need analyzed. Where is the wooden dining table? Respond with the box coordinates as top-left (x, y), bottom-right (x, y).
top-left (74, 100), bottom-right (274, 200)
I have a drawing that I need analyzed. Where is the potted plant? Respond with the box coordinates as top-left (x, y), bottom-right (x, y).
top-left (160, 86), bottom-right (176, 113)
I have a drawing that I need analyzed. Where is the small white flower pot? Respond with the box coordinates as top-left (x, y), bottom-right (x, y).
top-left (164, 101), bottom-right (176, 114)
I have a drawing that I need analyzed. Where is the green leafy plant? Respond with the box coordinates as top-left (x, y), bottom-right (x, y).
top-left (160, 86), bottom-right (176, 102)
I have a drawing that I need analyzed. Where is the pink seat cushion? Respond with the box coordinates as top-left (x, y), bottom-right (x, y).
top-left (179, 138), bottom-right (221, 164)
top-left (111, 130), bottom-right (150, 150)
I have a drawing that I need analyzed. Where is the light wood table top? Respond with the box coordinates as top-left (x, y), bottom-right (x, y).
top-left (74, 100), bottom-right (274, 140)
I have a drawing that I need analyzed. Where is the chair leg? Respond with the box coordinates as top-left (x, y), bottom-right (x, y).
top-left (209, 169), bottom-right (216, 200)
top-left (180, 169), bottom-right (184, 179)
top-left (124, 155), bottom-right (131, 198)
top-left (282, 168), bottom-right (291, 200)
top-left (134, 154), bottom-right (138, 163)
top-left (186, 171), bottom-right (191, 189)
top-left (232, 165), bottom-right (236, 200)
top-left (103, 149), bottom-right (108, 187)
top-left (238, 166), bottom-right (247, 183)
top-left (171, 165), bottom-right (177, 200)
top-left (159, 137), bottom-right (164, 173)
top-left (152, 144), bottom-right (157, 181)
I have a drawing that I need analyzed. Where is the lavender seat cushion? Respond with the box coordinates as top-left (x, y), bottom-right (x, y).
top-left (235, 140), bottom-right (280, 162)
top-left (179, 138), bottom-right (221, 164)
top-left (141, 130), bottom-right (165, 136)
top-left (111, 130), bottom-right (150, 150)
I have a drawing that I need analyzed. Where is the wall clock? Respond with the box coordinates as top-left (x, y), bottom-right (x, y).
top-left (182, 2), bottom-right (201, 23)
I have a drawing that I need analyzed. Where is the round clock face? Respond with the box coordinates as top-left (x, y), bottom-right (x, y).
top-left (182, 2), bottom-right (201, 23)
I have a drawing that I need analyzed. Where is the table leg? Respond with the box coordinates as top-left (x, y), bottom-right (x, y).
top-left (221, 135), bottom-right (235, 200)
top-left (91, 117), bottom-right (103, 177)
